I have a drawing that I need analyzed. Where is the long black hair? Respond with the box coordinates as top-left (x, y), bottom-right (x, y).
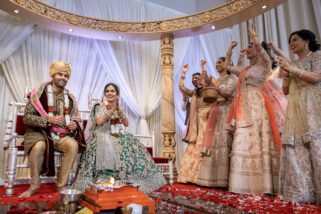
top-left (289, 29), bottom-right (321, 52)
top-left (261, 41), bottom-right (277, 69)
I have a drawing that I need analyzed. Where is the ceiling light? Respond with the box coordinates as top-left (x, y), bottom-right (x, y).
top-left (262, 5), bottom-right (267, 9)
top-left (118, 35), bottom-right (123, 39)
top-left (211, 25), bottom-right (216, 30)
top-left (14, 9), bottom-right (19, 14)
top-left (69, 28), bottom-right (74, 32)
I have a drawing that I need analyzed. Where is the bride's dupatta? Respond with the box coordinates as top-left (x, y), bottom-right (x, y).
top-left (85, 102), bottom-right (121, 171)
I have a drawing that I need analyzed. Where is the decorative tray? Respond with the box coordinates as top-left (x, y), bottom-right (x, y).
top-left (89, 180), bottom-right (136, 192)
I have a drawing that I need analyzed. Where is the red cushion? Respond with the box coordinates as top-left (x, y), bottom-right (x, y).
top-left (3, 145), bottom-right (24, 151)
top-left (83, 120), bottom-right (88, 129)
top-left (17, 145), bottom-right (24, 151)
top-left (15, 115), bottom-right (26, 136)
top-left (146, 147), bottom-right (153, 156)
top-left (153, 157), bottom-right (169, 164)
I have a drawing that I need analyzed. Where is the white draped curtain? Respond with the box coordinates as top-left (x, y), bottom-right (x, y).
top-left (1, 0), bottom-right (321, 177)
top-left (0, 11), bottom-right (34, 65)
top-left (237, 0), bottom-right (321, 61)
top-left (75, 0), bottom-right (186, 135)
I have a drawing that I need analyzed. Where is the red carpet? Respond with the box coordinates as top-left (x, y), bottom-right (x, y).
top-left (0, 184), bottom-right (60, 213)
top-left (151, 184), bottom-right (321, 213)
top-left (2, 183), bottom-right (321, 213)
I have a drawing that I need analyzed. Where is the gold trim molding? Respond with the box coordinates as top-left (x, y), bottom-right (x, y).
top-left (0, 0), bottom-right (287, 40)
top-left (10, 0), bottom-right (261, 32)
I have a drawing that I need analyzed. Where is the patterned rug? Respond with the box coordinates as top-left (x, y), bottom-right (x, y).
top-left (1, 183), bottom-right (321, 213)
top-left (151, 184), bottom-right (321, 214)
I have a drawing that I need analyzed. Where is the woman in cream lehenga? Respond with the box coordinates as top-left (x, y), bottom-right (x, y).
top-left (196, 57), bottom-right (237, 187)
top-left (177, 61), bottom-right (212, 183)
top-left (224, 25), bottom-right (284, 194)
top-left (277, 29), bottom-right (321, 204)
top-left (74, 83), bottom-right (166, 193)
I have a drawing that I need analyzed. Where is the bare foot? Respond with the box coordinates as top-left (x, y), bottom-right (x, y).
top-left (19, 187), bottom-right (39, 198)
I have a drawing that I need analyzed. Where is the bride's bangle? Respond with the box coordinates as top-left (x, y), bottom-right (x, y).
top-left (105, 112), bottom-right (112, 120)
top-left (119, 113), bottom-right (126, 120)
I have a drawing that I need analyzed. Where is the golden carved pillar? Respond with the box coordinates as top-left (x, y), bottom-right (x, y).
top-left (161, 34), bottom-right (176, 162)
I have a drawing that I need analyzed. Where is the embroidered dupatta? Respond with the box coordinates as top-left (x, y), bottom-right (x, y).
top-left (85, 102), bottom-right (121, 171)
top-left (226, 67), bottom-right (253, 128)
top-left (226, 67), bottom-right (282, 152)
top-left (182, 93), bottom-right (198, 144)
top-left (201, 105), bottom-right (218, 155)
top-left (282, 77), bottom-right (317, 145)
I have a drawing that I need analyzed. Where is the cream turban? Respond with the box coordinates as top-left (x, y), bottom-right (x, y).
top-left (49, 61), bottom-right (71, 78)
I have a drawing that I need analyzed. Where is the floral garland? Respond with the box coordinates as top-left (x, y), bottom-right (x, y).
top-left (105, 104), bottom-right (125, 137)
top-left (47, 84), bottom-right (71, 141)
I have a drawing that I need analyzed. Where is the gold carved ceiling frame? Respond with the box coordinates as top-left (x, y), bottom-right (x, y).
top-left (0, 0), bottom-right (287, 40)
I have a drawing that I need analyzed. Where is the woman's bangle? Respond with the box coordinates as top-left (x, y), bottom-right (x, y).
top-left (119, 113), bottom-right (126, 120)
top-left (299, 69), bottom-right (305, 77)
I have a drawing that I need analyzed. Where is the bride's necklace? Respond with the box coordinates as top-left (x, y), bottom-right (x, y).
top-left (103, 100), bottom-right (124, 137)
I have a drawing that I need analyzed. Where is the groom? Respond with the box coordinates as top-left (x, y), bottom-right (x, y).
top-left (20, 61), bottom-right (86, 197)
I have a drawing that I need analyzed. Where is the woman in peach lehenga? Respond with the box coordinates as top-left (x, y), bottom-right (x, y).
top-left (224, 25), bottom-right (285, 194)
top-left (177, 61), bottom-right (212, 183)
top-left (196, 57), bottom-right (237, 187)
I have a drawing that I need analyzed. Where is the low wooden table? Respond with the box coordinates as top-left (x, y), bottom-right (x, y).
top-left (80, 186), bottom-right (155, 213)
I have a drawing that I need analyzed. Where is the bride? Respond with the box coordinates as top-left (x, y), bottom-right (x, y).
top-left (74, 83), bottom-right (166, 193)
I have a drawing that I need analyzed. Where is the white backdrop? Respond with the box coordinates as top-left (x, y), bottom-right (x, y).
top-left (0, 0), bottom-right (320, 179)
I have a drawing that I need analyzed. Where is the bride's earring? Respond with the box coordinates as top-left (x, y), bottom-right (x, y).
top-left (305, 43), bottom-right (309, 50)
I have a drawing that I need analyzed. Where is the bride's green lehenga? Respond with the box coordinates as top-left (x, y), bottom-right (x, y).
top-left (74, 103), bottom-right (167, 193)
